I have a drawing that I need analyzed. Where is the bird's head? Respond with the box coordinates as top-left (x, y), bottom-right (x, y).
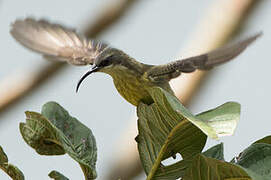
top-left (76, 48), bottom-right (129, 92)
top-left (93, 48), bottom-right (123, 72)
top-left (9, 18), bottom-right (136, 92)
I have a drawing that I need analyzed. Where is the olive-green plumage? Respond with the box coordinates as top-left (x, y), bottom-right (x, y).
top-left (98, 49), bottom-right (174, 106)
top-left (10, 18), bottom-right (261, 106)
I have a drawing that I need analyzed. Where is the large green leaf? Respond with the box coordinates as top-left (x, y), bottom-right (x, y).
top-left (183, 154), bottom-right (251, 180)
top-left (49, 170), bottom-right (69, 180)
top-left (147, 87), bottom-right (216, 139)
top-left (196, 102), bottom-right (240, 138)
top-left (152, 160), bottom-right (188, 180)
top-left (20, 101), bottom-right (97, 180)
top-left (0, 146), bottom-right (24, 180)
top-left (137, 87), bottom-right (240, 179)
top-left (154, 143), bottom-right (225, 180)
top-left (202, 143), bottom-right (224, 161)
top-left (137, 102), bottom-right (207, 180)
top-left (235, 143), bottom-right (271, 180)
top-left (148, 87), bottom-right (240, 140)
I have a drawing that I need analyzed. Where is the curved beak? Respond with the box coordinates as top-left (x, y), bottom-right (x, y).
top-left (76, 65), bottom-right (100, 92)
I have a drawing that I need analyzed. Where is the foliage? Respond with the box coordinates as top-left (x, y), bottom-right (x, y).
top-left (49, 170), bottom-right (70, 180)
top-left (1, 88), bottom-right (271, 179)
top-left (20, 102), bottom-right (97, 180)
top-left (136, 87), bottom-right (271, 179)
top-left (0, 146), bottom-right (24, 180)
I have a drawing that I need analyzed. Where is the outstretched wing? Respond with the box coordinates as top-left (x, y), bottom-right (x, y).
top-left (10, 18), bottom-right (108, 65)
top-left (147, 32), bottom-right (262, 81)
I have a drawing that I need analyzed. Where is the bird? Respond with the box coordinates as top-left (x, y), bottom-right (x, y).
top-left (10, 18), bottom-right (261, 106)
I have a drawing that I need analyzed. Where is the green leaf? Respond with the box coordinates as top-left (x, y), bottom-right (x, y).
top-left (0, 146), bottom-right (25, 180)
top-left (152, 160), bottom-right (188, 180)
top-left (20, 111), bottom-right (65, 155)
top-left (137, 87), bottom-right (240, 179)
top-left (147, 87), bottom-right (217, 139)
top-left (0, 146), bottom-right (8, 163)
top-left (20, 101), bottom-right (97, 180)
top-left (183, 154), bottom-right (251, 180)
top-left (49, 170), bottom-right (69, 180)
top-left (148, 87), bottom-right (240, 140)
top-left (154, 143), bottom-right (226, 179)
top-left (235, 143), bottom-right (271, 179)
top-left (203, 143), bottom-right (224, 160)
top-left (196, 102), bottom-right (240, 138)
top-left (137, 103), bottom-right (207, 179)
top-left (254, 135), bottom-right (271, 145)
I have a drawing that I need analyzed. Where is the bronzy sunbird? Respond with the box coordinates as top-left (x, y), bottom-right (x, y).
top-left (10, 18), bottom-right (261, 106)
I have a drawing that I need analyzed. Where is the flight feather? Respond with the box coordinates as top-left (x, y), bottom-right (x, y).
top-left (147, 32), bottom-right (262, 81)
top-left (10, 18), bottom-right (108, 65)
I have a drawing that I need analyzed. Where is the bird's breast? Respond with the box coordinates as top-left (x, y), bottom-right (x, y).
top-left (109, 67), bottom-right (153, 106)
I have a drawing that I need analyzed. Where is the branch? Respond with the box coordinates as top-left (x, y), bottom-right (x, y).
top-left (171, 0), bottom-right (263, 104)
top-left (105, 0), bottom-right (264, 179)
top-left (84, 0), bottom-right (138, 37)
top-left (0, 0), bottom-right (138, 114)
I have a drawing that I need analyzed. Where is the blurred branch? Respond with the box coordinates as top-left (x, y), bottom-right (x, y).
top-left (0, 63), bottom-right (63, 112)
top-left (171, 0), bottom-right (263, 104)
top-left (0, 0), bottom-right (138, 113)
top-left (105, 0), bottom-right (264, 179)
top-left (84, 0), bottom-right (138, 37)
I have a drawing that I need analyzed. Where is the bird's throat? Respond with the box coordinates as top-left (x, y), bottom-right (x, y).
top-left (102, 64), bottom-right (173, 106)
top-left (113, 73), bottom-right (153, 106)
top-left (103, 66), bottom-right (152, 106)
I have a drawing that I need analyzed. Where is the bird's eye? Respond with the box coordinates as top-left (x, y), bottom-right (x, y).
top-left (98, 55), bottom-right (114, 67)
top-left (99, 59), bottom-right (110, 67)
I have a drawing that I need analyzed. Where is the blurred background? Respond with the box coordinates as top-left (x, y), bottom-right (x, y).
top-left (0, 0), bottom-right (270, 179)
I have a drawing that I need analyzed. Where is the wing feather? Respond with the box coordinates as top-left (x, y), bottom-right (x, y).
top-left (10, 18), bottom-right (108, 65)
top-left (147, 32), bottom-right (262, 81)
top-left (203, 32), bottom-right (262, 68)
